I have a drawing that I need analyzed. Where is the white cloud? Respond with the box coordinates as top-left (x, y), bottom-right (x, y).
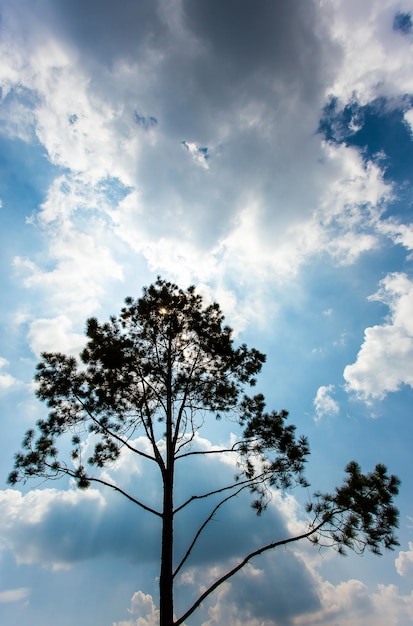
top-left (313, 385), bottom-right (339, 421)
top-left (325, 0), bottom-right (413, 105)
top-left (117, 573), bottom-right (413, 626)
top-left (199, 552), bottom-right (319, 625)
top-left (27, 315), bottom-right (86, 356)
top-left (371, 584), bottom-right (413, 626)
top-left (13, 173), bottom-right (125, 319)
top-left (0, 373), bottom-right (16, 390)
top-left (0, 587), bottom-right (30, 604)
top-left (404, 108), bottom-right (413, 136)
top-left (344, 273), bottom-right (413, 400)
top-left (113, 591), bottom-right (160, 626)
top-left (0, 357), bottom-right (19, 390)
top-left (217, 141), bottom-right (392, 297)
top-left (0, 9), bottom-right (141, 186)
top-left (379, 219), bottom-right (413, 253)
top-left (293, 577), bottom-right (413, 626)
top-left (181, 141), bottom-right (210, 169)
top-left (396, 542), bottom-right (413, 579)
top-left (2, 346), bottom-right (407, 625)
top-left (300, 578), bottom-right (372, 625)
top-left (0, 488), bottom-right (106, 569)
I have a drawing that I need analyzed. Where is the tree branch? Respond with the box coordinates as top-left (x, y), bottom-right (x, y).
top-left (175, 519), bottom-right (326, 626)
top-left (76, 395), bottom-right (157, 464)
top-left (173, 346), bottom-right (202, 451)
top-left (175, 444), bottom-right (244, 460)
top-left (43, 461), bottom-right (162, 518)
top-left (174, 473), bottom-right (266, 514)
top-left (173, 485), bottom-right (248, 579)
top-left (86, 475), bottom-right (162, 517)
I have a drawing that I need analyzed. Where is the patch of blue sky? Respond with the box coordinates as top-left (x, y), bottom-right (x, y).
top-left (393, 11), bottom-right (413, 35)
top-left (0, 135), bottom-right (58, 341)
top-left (0, 135), bottom-right (57, 223)
top-left (247, 242), bottom-right (413, 492)
top-left (133, 110), bottom-right (158, 129)
top-left (0, 550), bottom-right (153, 626)
top-left (181, 141), bottom-right (210, 168)
top-left (95, 176), bottom-right (133, 205)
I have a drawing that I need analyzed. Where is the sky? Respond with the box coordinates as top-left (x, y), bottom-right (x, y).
top-left (1, 0), bottom-right (413, 624)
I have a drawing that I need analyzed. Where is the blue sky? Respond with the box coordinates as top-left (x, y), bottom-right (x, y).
top-left (1, 0), bottom-right (413, 624)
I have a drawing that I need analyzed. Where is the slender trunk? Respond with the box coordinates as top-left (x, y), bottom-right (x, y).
top-left (160, 334), bottom-right (174, 626)
top-left (160, 468), bottom-right (174, 626)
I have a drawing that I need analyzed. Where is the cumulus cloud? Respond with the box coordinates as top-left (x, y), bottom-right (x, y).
top-left (396, 542), bottom-right (413, 579)
top-left (0, 357), bottom-right (19, 390)
top-left (344, 272), bottom-right (413, 400)
top-left (116, 571), bottom-right (413, 626)
top-left (13, 174), bottom-right (125, 319)
top-left (301, 578), bottom-right (373, 625)
top-left (325, 0), bottom-right (413, 105)
top-left (115, 553), bottom-right (320, 626)
top-left (292, 577), bottom-right (413, 626)
top-left (27, 315), bottom-right (86, 356)
top-left (200, 553), bottom-right (319, 625)
top-left (313, 385), bottom-right (339, 421)
top-left (0, 488), bottom-right (107, 569)
top-left (0, 434), bottom-right (166, 569)
top-left (1, 431), bottom-right (324, 625)
top-left (113, 591), bottom-right (160, 626)
top-left (379, 219), bottom-right (413, 253)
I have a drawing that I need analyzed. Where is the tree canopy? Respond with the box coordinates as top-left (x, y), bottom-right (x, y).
top-left (9, 277), bottom-right (400, 626)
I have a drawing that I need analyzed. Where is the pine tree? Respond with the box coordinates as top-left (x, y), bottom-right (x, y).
top-left (9, 278), bottom-right (400, 626)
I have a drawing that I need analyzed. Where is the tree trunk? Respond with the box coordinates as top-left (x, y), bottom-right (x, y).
top-left (160, 334), bottom-right (174, 626)
top-left (160, 468), bottom-right (174, 626)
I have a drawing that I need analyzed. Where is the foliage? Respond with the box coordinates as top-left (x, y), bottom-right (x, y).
top-left (9, 277), bottom-right (400, 626)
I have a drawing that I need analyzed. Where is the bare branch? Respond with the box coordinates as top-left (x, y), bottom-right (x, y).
top-left (175, 520), bottom-right (325, 626)
top-left (175, 443), bottom-right (244, 460)
top-left (174, 485), bottom-right (248, 578)
top-left (174, 473), bottom-right (267, 514)
top-left (86, 475), bottom-right (162, 517)
top-left (43, 461), bottom-right (163, 518)
top-left (77, 396), bottom-right (157, 465)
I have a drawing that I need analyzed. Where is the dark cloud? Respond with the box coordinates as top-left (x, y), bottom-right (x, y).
top-left (1, 489), bottom-right (160, 566)
top-left (2, 0), bottom-right (341, 254)
top-left (1, 449), bottom-right (303, 572)
top-left (127, 0), bottom-right (340, 248)
top-left (37, 0), bottom-right (334, 134)
top-left (227, 551), bottom-right (320, 623)
top-left (182, 0), bottom-right (321, 87)
top-left (33, 0), bottom-right (167, 66)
